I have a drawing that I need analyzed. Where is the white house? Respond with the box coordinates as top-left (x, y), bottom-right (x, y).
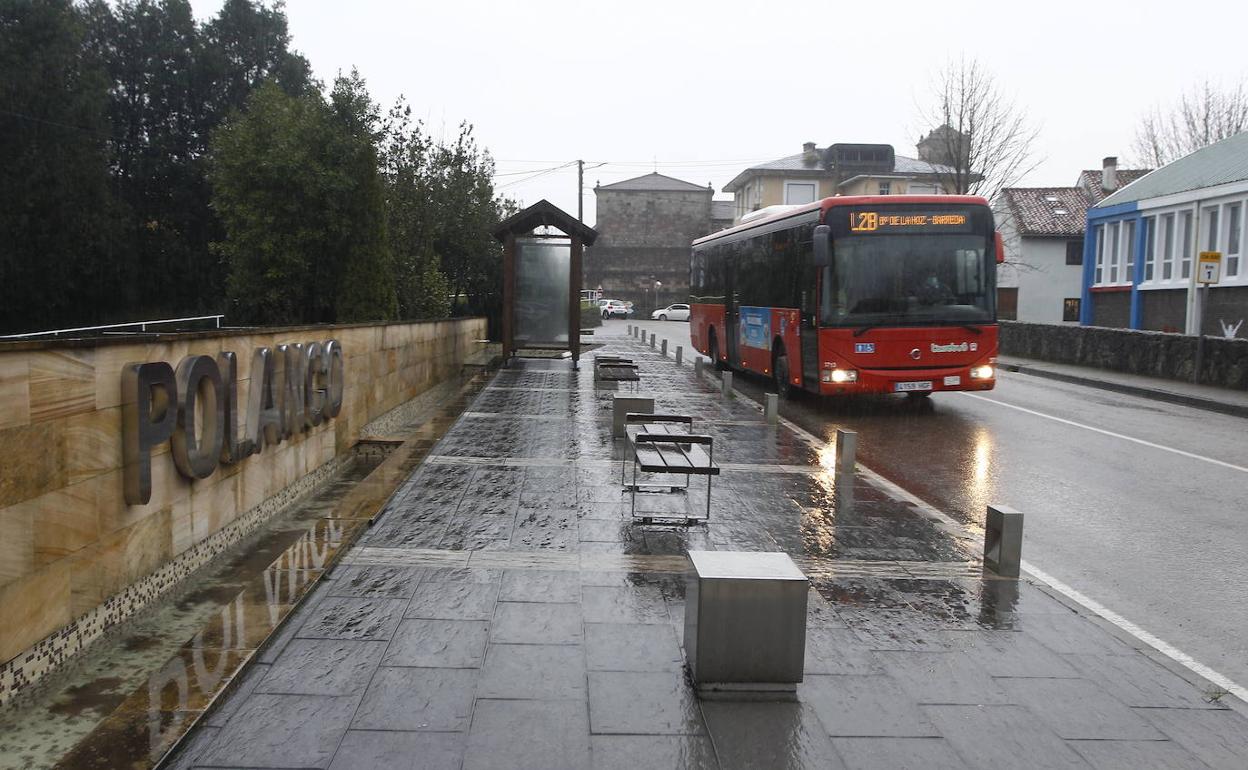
top-left (995, 158), bottom-right (1150, 324)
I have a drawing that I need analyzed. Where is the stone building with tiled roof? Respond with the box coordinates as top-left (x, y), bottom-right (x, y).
top-left (723, 142), bottom-right (965, 224)
top-left (995, 158), bottom-right (1151, 324)
top-left (586, 173), bottom-right (732, 314)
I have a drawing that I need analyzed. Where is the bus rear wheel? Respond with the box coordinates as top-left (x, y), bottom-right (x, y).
top-left (773, 348), bottom-right (793, 399)
top-left (708, 331), bottom-right (726, 371)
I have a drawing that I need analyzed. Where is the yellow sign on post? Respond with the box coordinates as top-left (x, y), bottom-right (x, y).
top-left (1198, 251), bottom-right (1222, 284)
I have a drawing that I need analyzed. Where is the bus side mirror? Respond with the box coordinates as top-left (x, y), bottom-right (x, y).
top-left (813, 225), bottom-right (832, 267)
top-left (995, 231), bottom-right (1005, 264)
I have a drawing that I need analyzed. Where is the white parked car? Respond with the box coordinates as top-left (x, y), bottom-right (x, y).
top-left (651, 303), bottom-right (690, 321)
top-left (600, 299), bottom-right (632, 319)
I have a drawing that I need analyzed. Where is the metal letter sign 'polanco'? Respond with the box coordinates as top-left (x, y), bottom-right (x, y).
top-left (121, 341), bottom-right (345, 505)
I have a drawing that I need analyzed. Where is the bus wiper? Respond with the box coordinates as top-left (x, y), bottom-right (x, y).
top-left (959, 325), bottom-right (984, 335)
top-left (853, 325), bottom-right (879, 337)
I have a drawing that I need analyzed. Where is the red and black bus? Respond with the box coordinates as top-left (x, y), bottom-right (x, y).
top-left (689, 196), bottom-right (1003, 398)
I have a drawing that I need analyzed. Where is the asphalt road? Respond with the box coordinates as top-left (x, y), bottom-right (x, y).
top-left (624, 318), bottom-right (1248, 689)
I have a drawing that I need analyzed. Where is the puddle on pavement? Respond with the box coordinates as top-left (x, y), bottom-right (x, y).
top-left (0, 372), bottom-right (489, 770)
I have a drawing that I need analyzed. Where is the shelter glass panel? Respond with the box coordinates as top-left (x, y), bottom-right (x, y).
top-left (515, 237), bottom-right (571, 347)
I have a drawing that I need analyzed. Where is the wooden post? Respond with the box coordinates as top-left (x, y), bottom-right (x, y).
top-left (502, 233), bottom-right (516, 363)
top-left (570, 237), bottom-right (583, 368)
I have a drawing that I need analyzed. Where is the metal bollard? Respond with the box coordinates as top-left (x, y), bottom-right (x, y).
top-left (721, 371), bottom-right (733, 398)
top-left (675, 346), bottom-right (683, 365)
top-left (765, 393), bottom-right (779, 424)
top-left (649, 333), bottom-right (656, 348)
top-left (983, 504), bottom-right (1024, 578)
top-left (660, 339), bottom-right (668, 356)
top-left (835, 429), bottom-right (857, 476)
top-left (627, 324), bottom-right (633, 335)
top-left (694, 358), bottom-right (703, 377)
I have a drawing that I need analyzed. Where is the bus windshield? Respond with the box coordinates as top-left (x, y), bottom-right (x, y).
top-left (820, 233), bottom-right (993, 328)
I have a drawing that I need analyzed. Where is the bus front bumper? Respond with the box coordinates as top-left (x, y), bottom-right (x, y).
top-left (818, 364), bottom-right (996, 396)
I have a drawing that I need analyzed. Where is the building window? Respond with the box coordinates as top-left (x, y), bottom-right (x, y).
top-left (1143, 217), bottom-right (1155, 281)
top-left (878, 181), bottom-right (891, 195)
top-left (1205, 206), bottom-right (1219, 252)
top-left (1161, 213), bottom-right (1175, 280)
top-left (997, 287), bottom-right (1018, 320)
top-left (1108, 222), bottom-right (1120, 283)
top-left (1063, 298), bottom-right (1081, 322)
top-left (1123, 220), bottom-right (1136, 283)
top-left (1180, 210), bottom-right (1193, 278)
top-left (1065, 239), bottom-right (1083, 265)
top-left (1227, 202), bottom-right (1241, 277)
top-left (784, 181), bottom-right (817, 205)
top-left (1094, 224), bottom-right (1105, 283)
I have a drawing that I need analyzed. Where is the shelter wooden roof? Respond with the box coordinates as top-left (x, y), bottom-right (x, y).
top-left (491, 199), bottom-right (598, 245)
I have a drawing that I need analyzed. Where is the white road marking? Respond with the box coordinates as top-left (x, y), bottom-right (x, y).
top-left (960, 392), bottom-right (1248, 474)
top-left (745, 381), bottom-right (1248, 706)
top-left (1022, 561), bottom-right (1248, 703)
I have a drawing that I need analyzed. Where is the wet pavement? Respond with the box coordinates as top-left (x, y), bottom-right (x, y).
top-left (162, 323), bottom-right (1248, 769)
top-left (0, 374), bottom-right (488, 770)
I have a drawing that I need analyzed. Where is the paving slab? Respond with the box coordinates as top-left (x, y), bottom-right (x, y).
top-left (702, 701), bottom-right (846, 770)
top-left (327, 730), bottom-right (465, 770)
top-left (350, 667), bottom-right (476, 732)
top-left (463, 699), bottom-right (590, 770)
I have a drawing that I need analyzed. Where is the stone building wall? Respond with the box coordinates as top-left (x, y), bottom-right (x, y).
top-left (0, 318), bottom-right (485, 696)
top-left (586, 188), bottom-right (713, 313)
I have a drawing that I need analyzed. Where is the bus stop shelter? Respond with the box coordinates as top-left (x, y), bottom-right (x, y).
top-left (492, 200), bottom-right (598, 368)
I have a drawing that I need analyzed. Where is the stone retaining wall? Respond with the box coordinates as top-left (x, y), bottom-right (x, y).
top-left (1000, 321), bottom-right (1248, 389)
top-left (0, 317), bottom-right (486, 695)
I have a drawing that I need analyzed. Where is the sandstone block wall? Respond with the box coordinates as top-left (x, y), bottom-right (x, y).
top-left (0, 318), bottom-right (485, 677)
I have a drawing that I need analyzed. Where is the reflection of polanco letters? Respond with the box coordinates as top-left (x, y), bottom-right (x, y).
top-left (143, 518), bottom-right (341, 758)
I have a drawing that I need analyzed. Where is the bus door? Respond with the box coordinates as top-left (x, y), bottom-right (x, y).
top-left (725, 242), bottom-right (740, 366)
top-left (799, 235), bottom-right (821, 388)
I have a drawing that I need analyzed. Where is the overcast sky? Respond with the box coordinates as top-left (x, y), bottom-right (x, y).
top-left (197, 0), bottom-right (1247, 224)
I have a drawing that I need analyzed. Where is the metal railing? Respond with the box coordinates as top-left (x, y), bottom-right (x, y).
top-left (0, 314), bottom-right (224, 340)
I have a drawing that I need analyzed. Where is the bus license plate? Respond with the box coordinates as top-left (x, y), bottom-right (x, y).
top-left (894, 381), bottom-right (933, 392)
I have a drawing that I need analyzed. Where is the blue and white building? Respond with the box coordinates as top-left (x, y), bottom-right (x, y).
top-left (1082, 131), bottom-right (1248, 335)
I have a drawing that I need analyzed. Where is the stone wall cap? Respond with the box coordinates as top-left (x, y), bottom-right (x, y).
top-left (0, 316), bottom-right (486, 352)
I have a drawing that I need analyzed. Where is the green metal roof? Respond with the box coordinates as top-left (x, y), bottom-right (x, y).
top-left (1098, 131), bottom-right (1248, 207)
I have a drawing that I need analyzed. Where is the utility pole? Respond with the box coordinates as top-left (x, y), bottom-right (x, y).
top-left (577, 159), bottom-right (584, 222)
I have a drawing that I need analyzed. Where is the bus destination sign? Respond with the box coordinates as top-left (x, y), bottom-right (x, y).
top-left (847, 210), bottom-right (971, 233)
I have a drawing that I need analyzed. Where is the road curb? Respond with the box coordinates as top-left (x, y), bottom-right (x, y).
top-left (1000, 362), bottom-right (1248, 419)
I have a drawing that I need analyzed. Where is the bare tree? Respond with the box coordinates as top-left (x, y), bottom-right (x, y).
top-left (1133, 77), bottom-right (1248, 167)
top-left (914, 56), bottom-right (1041, 202)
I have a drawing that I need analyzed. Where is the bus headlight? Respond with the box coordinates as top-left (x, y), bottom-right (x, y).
top-left (970, 365), bottom-right (994, 380)
top-left (826, 368), bottom-right (858, 383)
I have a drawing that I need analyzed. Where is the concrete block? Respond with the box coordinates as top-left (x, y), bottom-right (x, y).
top-left (685, 551), bottom-right (808, 699)
top-left (675, 347), bottom-right (683, 365)
top-left (984, 504), bottom-right (1024, 578)
top-left (765, 393), bottom-right (778, 424)
top-left (835, 429), bottom-right (857, 476)
top-left (612, 395), bottom-right (654, 438)
top-left (721, 372), bottom-right (733, 398)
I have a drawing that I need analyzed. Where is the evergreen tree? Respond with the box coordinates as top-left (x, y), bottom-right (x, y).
top-left (210, 77), bottom-right (395, 325)
top-left (0, 0), bottom-right (120, 333)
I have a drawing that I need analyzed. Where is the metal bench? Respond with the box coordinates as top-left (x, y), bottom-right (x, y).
top-left (595, 354), bottom-right (639, 382)
top-left (623, 413), bottom-right (719, 523)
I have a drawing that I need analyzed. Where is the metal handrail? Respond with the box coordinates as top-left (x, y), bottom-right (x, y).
top-left (0, 314), bottom-right (224, 340)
